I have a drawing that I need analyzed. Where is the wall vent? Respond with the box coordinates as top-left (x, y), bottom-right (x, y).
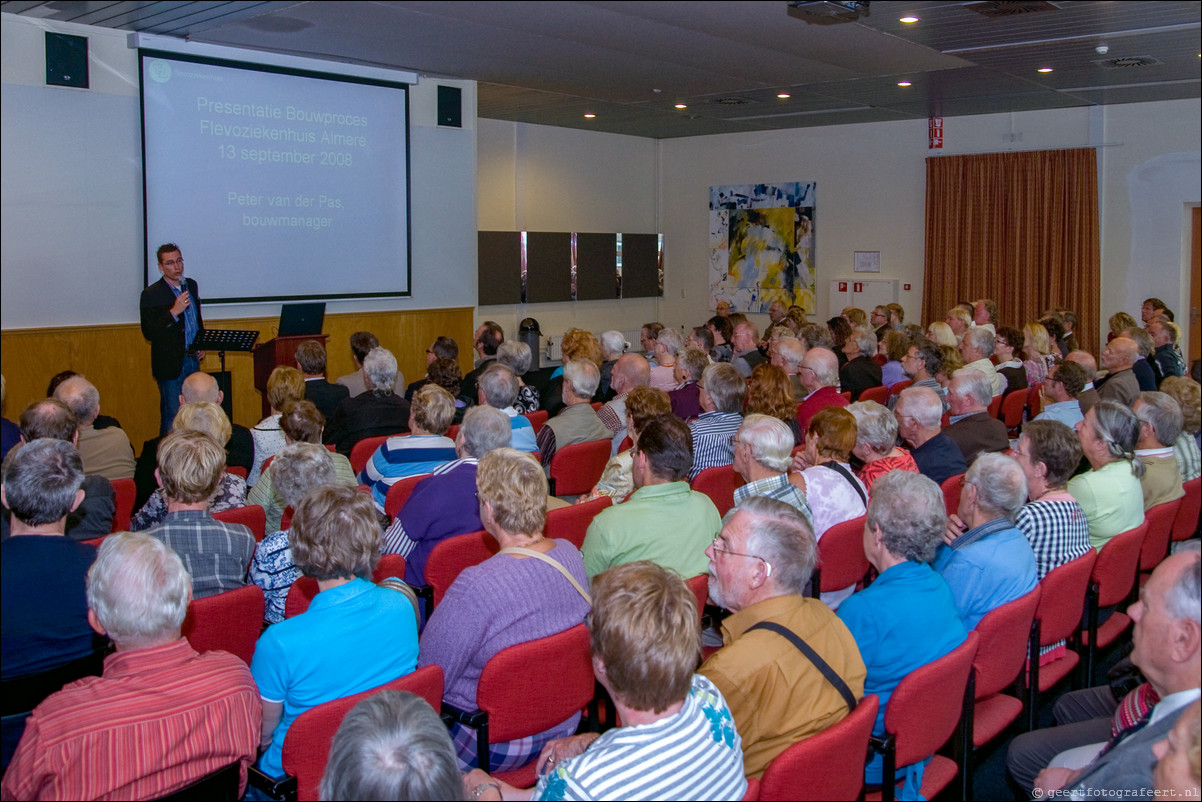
top-left (963, 1), bottom-right (1060, 18)
top-left (1093, 55), bottom-right (1163, 69)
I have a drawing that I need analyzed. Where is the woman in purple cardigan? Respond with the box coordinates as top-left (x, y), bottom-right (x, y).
top-left (417, 448), bottom-right (591, 773)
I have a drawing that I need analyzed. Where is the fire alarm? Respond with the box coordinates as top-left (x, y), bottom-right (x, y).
top-left (903, 283), bottom-right (911, 291)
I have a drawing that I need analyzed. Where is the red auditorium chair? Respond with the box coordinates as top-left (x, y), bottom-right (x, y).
top-left (1081, 522), bottom-right (1147, 686)
top-left (690, 463), bottom-right (739, 517)
top-left (383, 473), bottom-right (431, 521)
top-left (859, 385), bottom-right (887, 405)
top-left (1139, 498), bottom-right (1183, 580)
top-left (424, 530), bottom-right (497, 607)
top-left (349, 434), bottom-right (400, 475)
top-left (285, 554), bottom-right (408, 619)
top-left (548, 439), bottom-right (611, 496)
top-left (181, 584), bottom-right (265, 666)
top-left (1171, 477), bottom-right (1200, 542)
top-left (545, 495), bottom-right (611, 549)
top-left (1026, 549), bottom-right (1096, 729)
top-left (940, 474), bottom-right (965, 518)
top-left (213, 504), bottom-right (266, 543)
top-left (110, 477), bottom-right (136, 532)
top-left (758, 694), bottom-right (880, 801)
top-left (810, 514), bottom-right (871, 599)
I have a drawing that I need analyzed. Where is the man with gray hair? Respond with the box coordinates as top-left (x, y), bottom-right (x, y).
top-left (325, 346), bottom-right (412, 457)
top-left (937, 452), bottom-right (1038, 630)
top-left (537, 359), bottom-right (612, 470)
top-left (731, 320), bottom-right (765, 379)
top-left (598, 329), bottom-right (628, 399)
top-left (838, 471), bottom-right (967, 786)
top-left (53, 375), bottom-right (135, 481)
top-left (770, 337), bottom-right (807, 402)
top-left (384, 406), bottom-right (513, 585)
top-left (797, 347), bottom-right (849, 436)
top-left (477, 363), bottom-right (537, 452)
top-left (959, 326), bottom-right (1005, 397)
top-left (944, 368), bottom-right (1009, 465)
top-left (1096, 337), bottom-right (1141, 407)
top-left (2, 532), bottom-right (261, 800)
top-left (700, 496), bottom-right (866, 778)
top-left (689, 362), bottom-right (745, 480)
top-left (1, 439), bottom-right (105, 687)
top-left (839, 327), bottom-right (882, 402)
top-left (895, 386), bottom-right (966, 485)
top-left (732, 414), bottom-right (812, 526)
top-left (597, 353), bottom-right (651, 457)
top-left (1066, 350), bottom-right (1103, 415)
top-left (1133, 391), bottom-right (1185, 511)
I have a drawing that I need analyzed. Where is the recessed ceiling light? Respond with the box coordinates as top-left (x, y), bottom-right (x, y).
top-left (900, 16), bottom-right (919, 23)
top-left (583, 113), bottom-right (596, 118)
top-left (777, 92), bottom-right (791, 99)
top-left (897, 81), bottom-right (912, 87)
top-left (674, 103), bottom-right (687, 109)
top-left (1037, 67), bottom-right (1054, 73)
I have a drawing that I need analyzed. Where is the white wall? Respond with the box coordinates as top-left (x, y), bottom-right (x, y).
top-left (0, 14), bottom-right (479, 328)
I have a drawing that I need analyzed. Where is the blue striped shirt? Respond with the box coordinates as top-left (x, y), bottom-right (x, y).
top-left (688, 412), bottom-right (742, 481)
top-left (360, 435), bottom-right (457, 511)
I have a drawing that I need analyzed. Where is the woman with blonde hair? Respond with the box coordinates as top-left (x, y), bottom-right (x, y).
top-left (542, 328), bottom-right (605, 416)
top-left (926, 321), bottom-right (957, 348)
top-left (1022, 322), bottom-right (1055, 384)
top-left (250, 365), bottom-right (306, 484)
top-left (130, 401), bottom-right (246, 530)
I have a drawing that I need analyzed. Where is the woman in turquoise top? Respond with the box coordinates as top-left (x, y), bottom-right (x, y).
top-left (1067, 401), bottom-right (1146, 550)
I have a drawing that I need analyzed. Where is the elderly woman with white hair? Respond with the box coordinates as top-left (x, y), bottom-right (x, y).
top-left (1067, 400), bottom-right (1146, 550)
top-left (650, 328), bottom-right (685, 392)
top-left (496, 340), bottom-right (540, 414)
top-left (839, 326), bottom-right (882, 402)
top-left (847, 400), bottom-right (918, 493)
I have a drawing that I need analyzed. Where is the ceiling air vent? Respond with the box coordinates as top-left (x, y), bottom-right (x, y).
top-left (963, 1), bottom-right (1060, 18)
top-left (713, 97), bottom-right (751, 106)
top-left (1093, 55), bottom-right (1163, 69)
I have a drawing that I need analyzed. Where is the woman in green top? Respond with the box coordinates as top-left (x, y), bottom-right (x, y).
top-left (1067, 400), bottom-right (1146, 550)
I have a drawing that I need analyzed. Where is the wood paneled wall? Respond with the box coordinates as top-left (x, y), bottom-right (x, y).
top-left (1, 308), bottom-right (475, 453)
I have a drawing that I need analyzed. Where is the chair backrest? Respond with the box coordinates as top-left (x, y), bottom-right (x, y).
top-left (383, 473), bottom-right (432, 520)
top-left (887, 380), bottom-right (913, 404)
top-left (523, 409), bottom-right (549, 434)
top-left (972, 586), bottom-right (1041, 699)
top-left (839, 391), bottom-right (852, 402)
top-left (425, 529), bottom-right (497, 606)
top-left (549, 439), bottom-right (613, 496)
top-left (285, 554), bottom-right (408, 619)
top-left (476, 624), bottom-right (594, 743)
top-left (859, 385), bottom-right (888, 405)
top-left (690, 463), bottom-right (739, 517)
top-left (545, 495), bottom-right (612, 549)
top-left (212, 504), bottom-right (266, 543)
top-left (281, 665), bottom-right (445, 802)
top-left (225, 465), bottom-right (248, 480)
top-left (181, 584), bottom-right (265, 666)
top-left (758, 694), bottom-right (880, 802)
top-left (349, 434), bottom-right (396, 475)
top-left (1001, 389), bottom-right (1028, 430)
top-left (1172, 477), bottom-right (1200, 542)
top-left (1026, 384), bottom-right (1043, 419)
top-left (111, 477), bottom-right (136, 532)
top-left (1140, 498), bottom-right (1183, 572)
top-left (941, 473), bottom-right (965, 518)
top-left (445, 424), bottom-right (459, 442)
top-left (1091, 521), bottom-right (1147, 608)
top-left (618, 435), bottom-right (634, 453)
top-left (685, 574), bottom-right (709, 621)
top-left (815, 514), bottom-right (871, 594)
top-left (1036, 549), bottom-right (1097, 646)
top-left (987, 394), bottom-right (1003, 419)
top-left (156, 761), bottom-right (242, 802)
top-left (884, 631), bottom-right (979, 768)
top-left (280, 506), bottom-right (294, 531)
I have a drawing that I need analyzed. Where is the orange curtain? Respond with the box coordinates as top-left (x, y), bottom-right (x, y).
top-left (923, 147), bottom-right (1100, 355)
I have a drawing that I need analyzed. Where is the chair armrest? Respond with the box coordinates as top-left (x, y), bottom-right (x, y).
top-left (441, 702), bottom-right (488, 729)
top-left (246, 765), bottom-right (298, 802)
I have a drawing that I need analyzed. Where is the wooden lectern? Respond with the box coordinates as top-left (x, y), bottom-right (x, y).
top-left (253, 335), bottom-right (329, 418)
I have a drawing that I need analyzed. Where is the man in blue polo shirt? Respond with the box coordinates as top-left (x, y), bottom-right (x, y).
top-left (477, 364), bottom-right (537, 453)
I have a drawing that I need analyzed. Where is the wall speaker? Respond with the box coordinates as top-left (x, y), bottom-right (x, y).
top-left (437, 85), bottom-right (462, 128)
top-left (46, 32), bottom-right (88, 89)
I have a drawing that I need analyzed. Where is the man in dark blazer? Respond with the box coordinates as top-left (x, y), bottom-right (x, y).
top-left (139, 243), bottom-right (204, 435)
top-left (295, 339), bottom-right (349, 422)
top-left (943, 369), bottom-right (1008, 465)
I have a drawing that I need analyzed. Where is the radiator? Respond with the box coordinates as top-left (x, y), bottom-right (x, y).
top-left (544, 329), bottom-right (641, 362)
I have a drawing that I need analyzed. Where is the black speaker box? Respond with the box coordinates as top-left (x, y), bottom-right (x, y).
top-left (437, 85), bottom-right (462, 128)
top-left (46, 32), bottom-right (88, 89)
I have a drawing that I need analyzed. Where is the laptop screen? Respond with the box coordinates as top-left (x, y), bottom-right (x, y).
top-left (278, 302), bottom-right (326, 337)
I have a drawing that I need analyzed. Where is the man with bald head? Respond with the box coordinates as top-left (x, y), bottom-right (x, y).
top-left (597, 353), bottom-right (651, 457)
top-left (1066, 351), bottom-right (1102, 415)
top-left (770, 337), bottom-right (807, 402)
top-left (731, 321), bottom-right (765, 379)
top-left (53, 376), bottom-right (135, 482)
top-left (796, 347), bottom-right (848, 436)
top-left (1096, 337), bottom-right (1140, 407)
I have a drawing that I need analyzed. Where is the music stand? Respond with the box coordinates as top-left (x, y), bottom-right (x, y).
top-left (190, 329), bottom-right (260, 374)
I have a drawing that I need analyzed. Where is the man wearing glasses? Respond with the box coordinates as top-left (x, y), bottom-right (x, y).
top-left (699, 496), bottom-right (865, 779)
top-left (140, 243), bottom-right (205, 435)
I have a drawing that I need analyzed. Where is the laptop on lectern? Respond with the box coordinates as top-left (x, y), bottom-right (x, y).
top-left (278, 303), bottom-right (326, 337)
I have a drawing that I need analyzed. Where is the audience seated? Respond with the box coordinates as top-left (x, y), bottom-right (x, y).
top-left (0, 374), bottom-right (18, 462)
top-left (769, 336), bottom-right (807, 402)
top-left (249, 365), bottom-right (306, 484)
top-left (944, 368), bottom-right (1010, 464)
top-left (790, 407), bottom-right (867, 540)
top-left (419, 448), bottom-right (590, 771)
top-left (250, 484), bottom-right (419, 782)
top-left (321, 690), bottom-right (462, 801)
top-left (1, 532), bottom-right (261, 800)
top-left (1067, 401), bottom-right (1147, 550)
top-left (597, 354), bottom-right (651, 456)
top-left (1012, 420), bottom-right (1092, 580)
top-left (1, 440), bottom-right (105, 685)
top-left (361, 384), bottom-right (457, 512)
top-left (383, 406), bottom-right (512, 585)
top-left (462, 321), bottom-right (504, 405)
top-left (848, 400), bottom-right (918, 493)
top-left (1096, 337), bottom-right (1141, 407)
top-left (325, 346), bottom-right (411, 457)
top-left (1148, 319), bottom-right (1185, 386)
top-left (839, 326), bottom-right (882, 401)
top-left (1, 399), bottom-right (114, 540)
top-left (893, 339), bottom-right (946, 410)
top-left (1034, 360), bottom-right (1087, 429)
top-left (649, 328), bottom-right (685, 392)
top-left (972, 298), bottom-right (998, 334)
top-left (746, 363), bottom-right (803, 446)
top-left (1133, 391), bottom-right (1186, 511)
top-left (131, 402), bottom-right (247, 530)
top-left (732, 414), bottom-right (812, 525)
top-left (1066, 350), bottom-right (1103, 415)
top-left (248, 443), bottom-right (339, 623)
top-left (543, 329), bottom-right (606, 417)
top-left (945, 306), bottom-right (971, 342)
top-left (994, 325), bottom-right (1029, 395)
top-left (927, 320), bottom-right (957, 348)
top-left (668, 346), bottom-right (707, 419)
top-left (1119, 327), bottom-right (1159, 392)
top-left (838, 471), bottom-right (967, 788)
top-left (730, 321), bottom-right (765, 379)
top-left (700, 496), bottom-right (866, 778)
top-left (496, 340), bottom-right (541, 414)
top-left (426, 356), bottom-right (473, 424)
top-left (295, 339), bottom-right (350, 421)
top-left (1161, 377), bottom-right (1200, 482)
top-left (937, 453), bottom-right (1038, 630)
top-left (52, 375), bottom-right (135, 481)
top-left (640, 322), bottom-right (664, 364)
top-left (879, 329), bottom-right (910, 388)
top-left (536, 359), bottom-right (612, 469)
top-left (581, 386), bottom-right (671, 505)
top-left (467, 561), bottom-right (749, 801)
top-left (960, 326), bottom-right (1005, 397)
top-left (404, 334), bottom-right (458, 400)
top-left (796, 346), bottom-right (848, 435)
top-left (707, 315), bottom-right (734, 363)
top-left (1152, 698), bottom-right (1201, 798)
top-left (597, 330), bottom-right (627, 400)
top-left (1022, 322), bottom-right (1056, 385)
top-left (895, 386), bottom-right (966, 485)
top-left (688, 363), bottom-right (745, 480)
top-left (476, 363), bottom-right (537, 452)
top-left (144, 430), bottom-right (254, 599)
top-left (336, 331), bottom-right (405, 398)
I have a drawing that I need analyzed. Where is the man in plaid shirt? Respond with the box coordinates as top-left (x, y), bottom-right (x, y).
top-left (732, 414), bottom-right (813, 527)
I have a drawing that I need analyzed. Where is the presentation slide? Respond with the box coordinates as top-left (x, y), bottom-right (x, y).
top-left (140, 51), bottom-right (411, 303)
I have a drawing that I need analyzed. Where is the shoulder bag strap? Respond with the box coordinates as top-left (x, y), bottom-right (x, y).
top-left (498, 546), bottom-right (592, 604)
top-left (377, 578), bottom-right (423, 632)
top-left (821, 461), bottom-right (868, 507)
top-left (747, 620), bottom-right (857, 712)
